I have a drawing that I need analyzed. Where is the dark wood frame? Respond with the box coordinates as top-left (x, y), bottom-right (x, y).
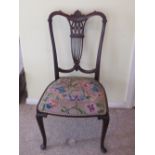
top-left (19, 69), bottom-right (27, 103)
top-left (36, 10), bottom-right (109, 153)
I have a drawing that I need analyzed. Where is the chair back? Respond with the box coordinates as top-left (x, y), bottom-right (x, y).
top-left (48, 10), bottom-right (107, 81)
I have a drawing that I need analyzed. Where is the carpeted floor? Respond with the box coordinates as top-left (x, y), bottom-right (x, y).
top-left (19, 104), bottom-right (135, 155)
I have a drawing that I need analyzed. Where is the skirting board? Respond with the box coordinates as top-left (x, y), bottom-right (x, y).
top-left (26, 98), bottom-right (131, 108)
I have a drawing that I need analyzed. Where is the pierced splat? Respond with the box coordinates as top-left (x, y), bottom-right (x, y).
top-left (68, 11), bottom-right (87, 70)
top-left (69, 11), bottom-right (87, 38)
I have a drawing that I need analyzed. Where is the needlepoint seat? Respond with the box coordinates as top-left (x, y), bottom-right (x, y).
top-left (38, 77), bottom-right (107, 116)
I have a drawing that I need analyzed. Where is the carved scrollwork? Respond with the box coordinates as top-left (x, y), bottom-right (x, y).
top-left (67, 11), bottom-right (88, 67)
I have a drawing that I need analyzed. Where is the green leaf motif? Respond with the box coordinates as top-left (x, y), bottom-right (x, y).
top-left (61, 106), bottom-right (69, 113)
top-left (76, 108), bottom-right (86, 114)
top-left (86, 96), bottom-right (91, 99)
top-left (96, 102), bottom-right (104, 108)
top-left (61, 109), bottom-right (65, 112)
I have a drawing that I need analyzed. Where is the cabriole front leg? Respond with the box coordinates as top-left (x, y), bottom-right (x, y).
top-left (36, 112), bottom-right (47, 150)
top-left (100, 114), bottom-right (109, 153)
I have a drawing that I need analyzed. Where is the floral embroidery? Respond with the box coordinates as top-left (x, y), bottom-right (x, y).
top-left (38, 77), bottom-right (107, 116)
top-left (56, 87), bottom-right (65, 93)
top-left (87, 104), bottom-right (95, 112)
top-left (50, 99), bottom-right (58, 107)
top-left (92, 84), bottom-right (99, 92)
top-left (44, 103), bottom-right (52, 109)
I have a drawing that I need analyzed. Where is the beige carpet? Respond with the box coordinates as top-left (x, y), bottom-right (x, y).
top-left (19, 104), bottom-right (135, 155)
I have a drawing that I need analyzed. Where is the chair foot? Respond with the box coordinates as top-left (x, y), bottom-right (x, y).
top-left (40, 143), bottom-right (46, 150)
top-left (36, 112), bottom-right (47, 150)
top-left (101, 146), bottom-right (107, 153)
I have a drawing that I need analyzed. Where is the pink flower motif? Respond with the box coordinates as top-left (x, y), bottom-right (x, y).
top-left (83, 83), bottom-right (89, 87)
top-left (48, 99), bottom-right (58, 107)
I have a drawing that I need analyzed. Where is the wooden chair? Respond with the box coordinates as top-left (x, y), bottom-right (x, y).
top-left (36, 10), bottom-right (109, 153)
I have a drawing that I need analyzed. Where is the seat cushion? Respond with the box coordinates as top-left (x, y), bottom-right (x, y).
top-left (38, 77), bottom-right (107, 116)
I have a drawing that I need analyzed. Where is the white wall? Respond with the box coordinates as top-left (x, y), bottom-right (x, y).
top-left (19, 0), bottom-right (134, 107)
top-left (19, 41), bottom-right (23, 74)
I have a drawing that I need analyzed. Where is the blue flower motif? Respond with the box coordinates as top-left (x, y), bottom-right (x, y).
top-left (56, 87), bottom-right (65, 93)
top-left (92, 84), bottom-right (99, 92)
top-left (69, 95), bottom-right (77, 101)
top-left (79, 95), bottom-right (85, 101)
top-left (45, 103), bottom-right (52, 109)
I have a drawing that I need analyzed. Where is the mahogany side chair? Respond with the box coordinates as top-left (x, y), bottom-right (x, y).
top-left (36, 10), bottom-right (110, 153)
